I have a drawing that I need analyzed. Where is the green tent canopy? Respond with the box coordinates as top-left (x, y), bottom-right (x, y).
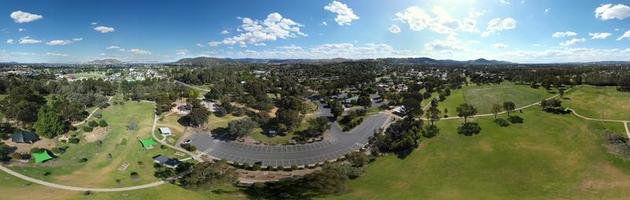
top-left (32, 150), bottom-right (54, 163)
top-left (140, 138), bottom-right (157, 149)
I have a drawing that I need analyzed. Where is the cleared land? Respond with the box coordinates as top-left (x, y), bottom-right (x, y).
top-left (333, 108), bottom-right (630, 199)
top-left (439, 82), bottom-right (551, 116)
top-left (564, 86), bottom-right (630, 120)
top-left (7, 102), bottom-right (183, 188)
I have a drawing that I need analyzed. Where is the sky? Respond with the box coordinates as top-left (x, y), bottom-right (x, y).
top-left (1, 0), bottom-right (630, 63)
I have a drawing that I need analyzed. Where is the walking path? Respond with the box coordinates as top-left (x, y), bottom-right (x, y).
top-left (0, 164), bottom-right (164, 192)
top-left (72, 96), bottom-right (114, 126)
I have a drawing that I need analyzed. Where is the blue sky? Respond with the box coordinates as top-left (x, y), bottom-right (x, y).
top-left (1, 0), bottom-right (629, 63)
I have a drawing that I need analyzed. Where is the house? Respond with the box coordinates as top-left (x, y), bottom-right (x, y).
top-left (11, 131), bottom-right (39, 144)
top-left (159, 127), bottom-right (172, 136)
top-left (153, 155), bottom-right (182, 169)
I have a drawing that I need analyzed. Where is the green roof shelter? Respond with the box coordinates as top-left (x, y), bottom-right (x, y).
top-left (32, 150), bottom-right (54, 163)
top-left (140, 138), bottom-right (157, 150)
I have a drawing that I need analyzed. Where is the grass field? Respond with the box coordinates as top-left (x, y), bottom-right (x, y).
top-left (332, 107), bottom-right (630, 199)
top-left (564, 85), bottom-right (630, 120)
top-left (439, 82), bottom-right (551, 116)
top-left (8, 102), bottom-right (184, 188)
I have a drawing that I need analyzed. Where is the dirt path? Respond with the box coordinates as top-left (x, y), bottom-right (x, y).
top-left (72, 96), bottom-right (114, 126)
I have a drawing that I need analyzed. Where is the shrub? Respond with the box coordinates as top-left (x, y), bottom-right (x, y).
top-left (94, 112), bottom-right (102, 119)
top-left (181, 143), bottom-right (197, 152)
top-left (423, 125), bottom-right (440, 138)
top-left (82, 126), bottom-right (93, 132)
top-left (494, 118), bottom-right (510, 127)
top-left (98, 120), bottom-right (108, 127)
top-left (507, 116), bottom-right (524, 124)
top-left (68, 137), bottom-right (80, 144)
top-left (79, 158), bottom-right (88, 163)
top-left (88, 121), bottom-right (99, 128)
top-left (457, 122), bottom-right (481, 136)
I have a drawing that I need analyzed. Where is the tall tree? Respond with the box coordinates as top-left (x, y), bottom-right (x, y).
top-left (456, 103), bottom-right (477, 123)
top-left (426, 99), bottom-right (441, 125)
top-left (330, 100), bottom-right (344, 119)
top-left (34, 105), bottom-right (66, 138)
top-left (491, 104), bottom-right (502, 119)
top-left (503, 101), bottom-right (516, 116)
top-left (357, 94), bottom-right (372, 108)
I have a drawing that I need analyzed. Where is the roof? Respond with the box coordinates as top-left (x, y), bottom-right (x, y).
top-left (159, 127), bottom-right (172, 134)
top-left (153, 155), bottom-right (169, 163)
top-left (32, 150), bottom-right (54, 163)
top-left (140, 138), bottom-right (157, 149)
top-left (153, 155), bottom-right (181, 167)
top-left (11, 131), bottom-right (39, 143)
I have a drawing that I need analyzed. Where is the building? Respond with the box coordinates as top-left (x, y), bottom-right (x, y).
top-left (159, 127), bottom-right (172, 136)
top-left (11, 131), bottom-right (39, 144)
top-left (153, 155), bottom-right (182, 169)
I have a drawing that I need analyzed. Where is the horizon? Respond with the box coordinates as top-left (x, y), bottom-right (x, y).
top-left (1, 0), bottom-right (630, 63)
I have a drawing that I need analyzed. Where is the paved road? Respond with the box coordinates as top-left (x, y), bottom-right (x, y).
top-left (189, 113), bottom-right (391, 168)
top-left (0, 164), bottom-right (165, 192)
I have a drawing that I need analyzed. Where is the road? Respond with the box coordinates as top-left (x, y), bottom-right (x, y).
top-left (189, 113), bottom-right (391, 168)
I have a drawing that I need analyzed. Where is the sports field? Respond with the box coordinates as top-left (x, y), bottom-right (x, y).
top-left (564, 85), bottom-right (630, 120)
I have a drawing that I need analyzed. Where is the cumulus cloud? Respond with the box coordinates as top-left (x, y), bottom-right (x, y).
top-left (129, 48), bottom-right (151, 55)
top-left (545, 8), bottom-right (551, 13)
top-left (46, 52), bottom-right (68, 57)
top-left (424, 36), bottom-right (465, 51)
top-left (589, 32), bottom-right (611, 40)
top-left (229, 43), bottom-right (408, 59)
top-left (493, 43), bottom-right (507, 49)
top-left (595, 4), bottom-right (630, 20)
top-left (73, 38), bottom-right (83, 41)
top-left (196, 43), bottom-right (205, 47)
top-left (324, 1), bottom-right (359, 26)
top-left (499, 0), bottom-right (510, 5)
top-left (389, 24), bottom-right (401, 34)
top-left (481, 17), bottom-right (516, 37)
top-left (10, 11), bottom-right (43, 23)
top-left (552, 31), bottom-right (577, 38)
top-left (618, 30), bottom-right (630, 40)
top-left (176, 49), bottom-right (189, 56)
top-left (18, 28), bottom-right (25, 32)
top-left (560, 38), bottom-right (586, 46)
top-left (221, 30), bottom-right (230, 34)
top-left (46, 40), bottom-right (73, 46)
top-left (18, 36), bottom-right (42, 44)
top-left (6, 39), bottom-right (14, 44)
top-left (395, 6), bottom-right (481, 35)
top-left (106, 46), bottom-right (121, 49)
top-left (210, 12), bottom-right (306, 47)
top-left (94, 26), bottom-right (115, 33)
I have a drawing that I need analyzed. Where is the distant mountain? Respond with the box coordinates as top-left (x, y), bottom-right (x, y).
top-left (173, 57), bottom-right (354, 66)
top-left (379, 57), bottom-right (512, 65)
top-left (173, 57), bottom-right (234, 66)
top-left (86, 59), bottom-right (124, 65)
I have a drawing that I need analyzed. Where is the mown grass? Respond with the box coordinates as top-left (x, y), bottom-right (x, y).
top-left (439, 82), bottom-right (551, 116)
top-left (564, 85), bottom-right (630, 120)
top-left (331, 107), bottom-right (630, 199)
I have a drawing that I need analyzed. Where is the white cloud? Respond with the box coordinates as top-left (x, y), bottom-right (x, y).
top-left (94, 26), bottom-right (115, 33)
top-left (106, 45), bottom-right (121, 49)
top-left (176, 49), bottom-right (189, 56)
top-left (481, 17), bottom-right (516, 37)
top-left (499, 0), bottom-right (510, 5)
top-left (324, 1), bottom-right (359, 26)
top-left (545, 8), bottom-right (551, 13)
top-left (493, 43), bottom-right (507, 49)
top-left (589, 32), bottom-right (611, 40)
top-left (389, 24), bottom-right (401, 34)
top-left (229, 43), bottom-right (409, 59)
top-left (618, 30), bottom-right (630, 40)
top-left (595, 4), bottom-right (630, 20)
top-left (18, 36), bottom-right (42, 44)
top-left (129, 48), bottom-right (151, 55)
top-left (321, 21), bottom-right (328, 26)
top-left (395, 6), bottom-right (481, 35)
top-left (552, 31), bottom-right (577, 38)
top-left (18, 28), bottom-right (25, 32)
top-left (73, 38), bottom-right (83, 41)
top-left (221, 30), bottom-right (230, 34)
top-left (6, 39), bottom-right (14, 44)
top-left (46, 40), bottom-right (73, 46)
top-left (212, 12), bottom-right (306, 47)
top-left (424, 36), bottom-right (465, 51)
top-left (560, 38), bottom-right (586, 46)
top-left (196, 43), bottom-right (205, 47)
top-left (91, 22), bottom-right (98, 25)
top-left (10, 11), bottom-right (43, 23)
top-left (46, 52), bottom-right (68, 57)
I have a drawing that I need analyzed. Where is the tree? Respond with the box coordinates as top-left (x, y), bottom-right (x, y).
top-left (33, 105), bottom-right (66, 138)
top-left (541, 99), bottom-right (565, 113)
top-left (491, 104), bottom-right (502, 119)
top-left (346, 152), bottom-right (369, 167)
top-left (226, 118), bottom-right (258, 139)
top-left (330, 100), bottom-right (344, 119)
top-left (402, 96), bottom-right (423, 118)
top-left (276, 108), bottom-right (302, 131)
top-left (179, 99), bottom-right (210, 127)
top-left (456, 103), bottom-right (477, 123)
top-left (0, 143), bottom-right (15, 161)
top-left (308, 117), bottom-right (330, 133)
top-left (0, 87), bottom-right (46, 124)
top-left (457, 122), bottom-right (481, 136)
top-left (179, 161), bottom-right (237, 188)
top-left (357, 94), bottom-right (372, 108)
top-left (503, 101), bottom-right (515, 116)
top-left (423, 124), bottom-right (439, 138)
top-left (426, 99), bottom-right (441, 125)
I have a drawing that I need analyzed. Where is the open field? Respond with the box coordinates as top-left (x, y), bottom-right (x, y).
top-left (7, 102), bottom-right (184, 188)
top-left (332, 107), bottom-right (630, 199)
top-left (564, 86), bottom-right (630, 120)
top-left (439, 82), bottom-right (551, 116)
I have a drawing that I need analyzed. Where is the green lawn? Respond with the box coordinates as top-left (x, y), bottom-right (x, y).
top-left (331, 107), bottom-right (630, 199)
top-left (9, 101), bottom-right (183, 188)
top-left (439, 82), bottom-right (551, 116)
top-left (564, 85), bottom-right (630, 120)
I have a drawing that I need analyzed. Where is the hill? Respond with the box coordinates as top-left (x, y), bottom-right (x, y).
top-left (86, 59), bottom-right (124, 65)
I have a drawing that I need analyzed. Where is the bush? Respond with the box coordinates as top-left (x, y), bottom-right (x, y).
top-left (494, 118), bottom-right (510, 127)
top-left (68, 137), bottom-right (80, 144)
top-left (98, 120), bottom-right (108, 127)
top-left (457, 122), bottom-right (481, 136)
top-left (94, 112), bottom-right (102, 119)
top-left (88, 121), bottom-right (99, 128)
top-left (181, 143), bottom-right (197, 152)
top-left (507, 116), bottom-right (524, 124)
top-left (82, 126), bottom-right (93, 132)
top-left (79, 158), bottom-right (88, 163)
top-left (423, 125), bottom-right (440, 138)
